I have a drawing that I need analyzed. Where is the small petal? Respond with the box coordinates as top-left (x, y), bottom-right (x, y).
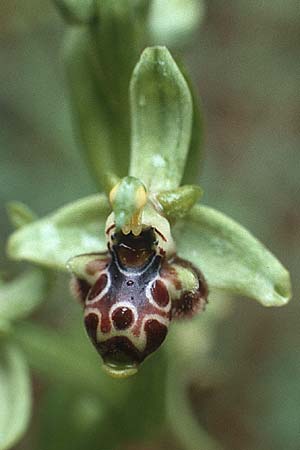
top-left (161, 256), bottom-right (208, 319)
top-left (157, 184), bottom-right (203, 222)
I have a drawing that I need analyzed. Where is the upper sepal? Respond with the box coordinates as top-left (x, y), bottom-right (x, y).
top-left (129, 46), bottom-right (193, 192)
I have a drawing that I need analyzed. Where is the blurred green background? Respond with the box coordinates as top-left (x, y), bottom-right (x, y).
top-left (1, 1), bottom-right (299, 449)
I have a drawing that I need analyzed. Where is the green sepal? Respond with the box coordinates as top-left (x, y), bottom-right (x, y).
top-left (7, 195), bottom-right (109, 271)
top-left (0, 342), bottom-right (31, 450)
top-left (129, 46), bottom-right (193, 192)
top-left (157, 185), bottom-right (202, 223)
top-left (7, 195), bottom-right (291, 307)
top-left (6, 202), bottom-right (37, 229)
top-left (13, 322), bottom-right (118, 402)
top-left (0, 270), bottom-right (47, 326)
top-left (53, 0), bottom-right (97, 24)
top-left (174, 205), bottom-right (292, 307)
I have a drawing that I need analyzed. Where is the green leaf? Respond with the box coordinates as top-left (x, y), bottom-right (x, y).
top-left (174, 205), bottom-right (291, 307)
top-left (129, 46), bottom-right (193, 192)
top-left (148, 0), bottom-right (205, 47)
top-left (7, 195), bottom-right (109, 271)
top-left (14, 322), bottom-right (128, 406)
top-left (36, 387), bottom-right (105, 450)
top-left (6, 201), bottom-right (37, 229)
top-left (0, 343), bottom-right (31, 450)
top-left (0, 270), bottom-right (47, 324)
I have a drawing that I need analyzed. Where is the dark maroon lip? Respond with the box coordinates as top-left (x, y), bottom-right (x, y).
top-left (97, 336), bottom-right (143, 365)
top-left (80, 220), bottom-right (208, 374)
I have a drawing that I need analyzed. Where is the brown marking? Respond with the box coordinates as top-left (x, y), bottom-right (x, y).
top-left (70, 277), bottom-right (91, 304)
top-left (131, 298), bottom-right (171, 338)
top-left (144, 319), bottom-right (168, 355)
top-left (151, 279), bottom-right (170, 307)
top-left (84, 313), bottom-right (99, 344)
top-left (159, 247), bottom-right (166, 257)
top-left (112, 307), bottom-right (134, 330)
top-left (99, 302), bottom-right (112, 333)
top-left (98, 336), bottom-right (142, 365)
top-left (87, 274), bottom-right (108, 300)
top-left (160, 255), bottom-right (209, 320)
top-left (172, 289), bottom-right (208, 319)
top-left (160, 262), bottom-right (182, 290)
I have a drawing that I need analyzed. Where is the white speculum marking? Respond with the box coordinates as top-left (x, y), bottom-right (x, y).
top-left (146, 278), bottom-right (171, 313)
top-left (96, 312), bottom-right (169, 353)
top-left (85, 269), bottom-right (111, 305)
top-left (109, 301), bottom-right (138, 329)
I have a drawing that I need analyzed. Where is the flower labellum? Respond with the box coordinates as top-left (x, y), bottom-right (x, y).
top-left (68, 182), bottom-right (208, 378)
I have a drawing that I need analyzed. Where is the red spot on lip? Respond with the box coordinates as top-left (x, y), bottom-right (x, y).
top-left (144, 319), bottom-right (168, 355)
top-left (151, 279), bottom-right (169, 307)
top-left (88, 274), bottom-right (108, 300)
top-left (84, 313), bottom-right (99, 344)
top-left (112, 307), bottom-right (134, 330)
